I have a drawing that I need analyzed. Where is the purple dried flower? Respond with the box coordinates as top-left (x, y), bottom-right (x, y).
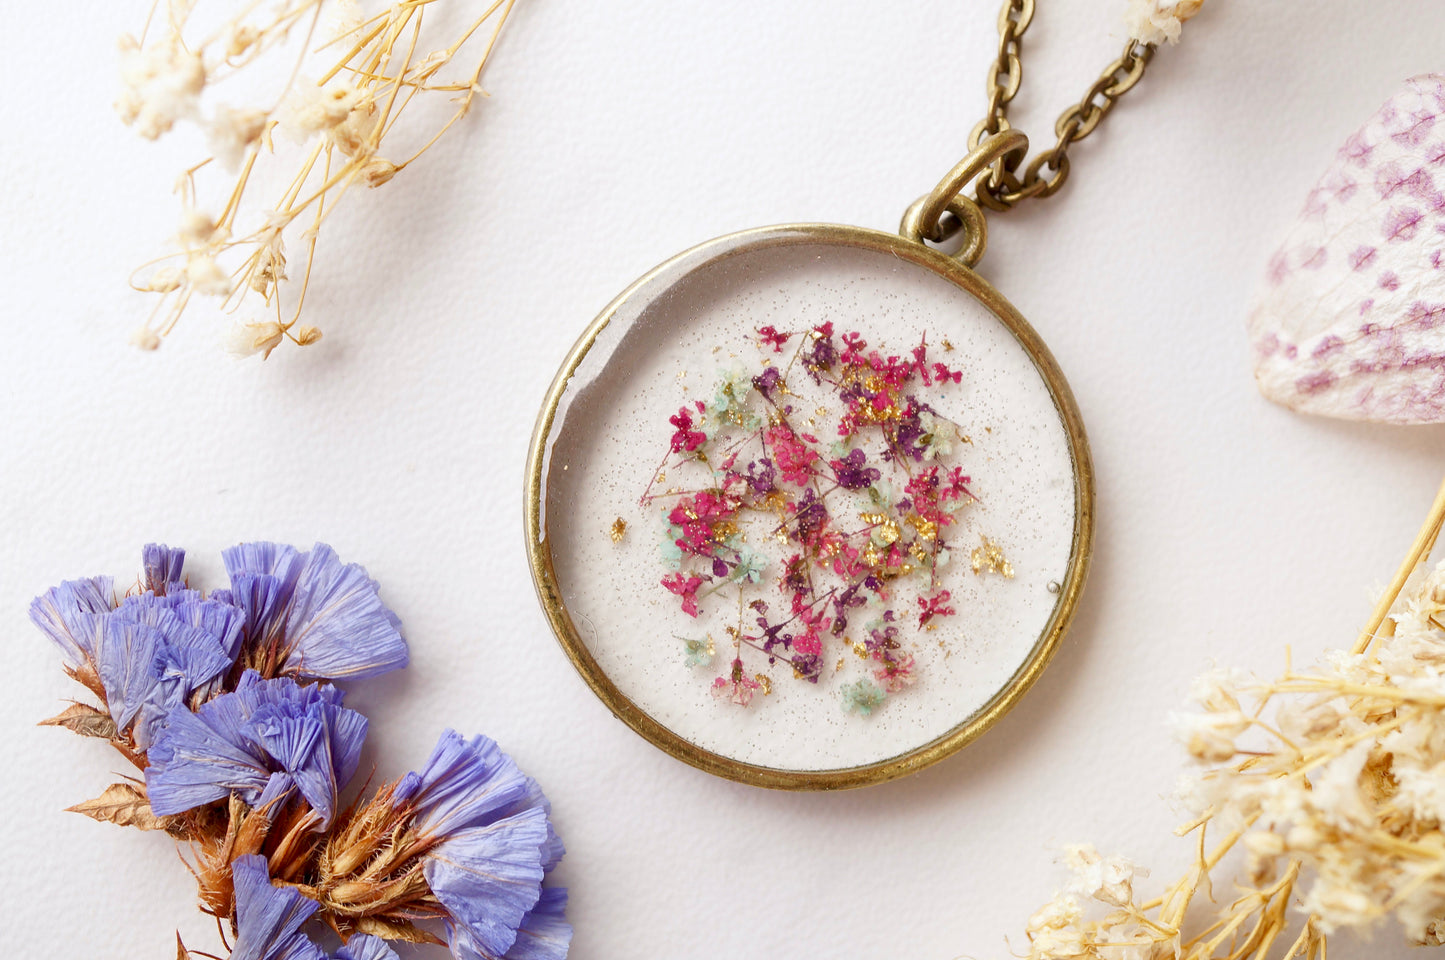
top-left (95, 618), bottom-right (173, 744)
top-left (224, 541), bottom-right (307, 653)
top-left (282, 544), bottom-right (408, 680)
top-left (224, 541), bottom-right (409, 681)
top-left (831, 447), bottom-right (880, 490)
top-left (146, 670), bottom-right (367, 828)
top-left (790, 653), bottom-right (823, 683)
top-left (230, 854), bottom-right (325, 960)
top-left (28, 576), bottom-right (114, 669)
top-left (394, 730), bottom-right (568, 960)
top-left (231, 854), bottom-right (406, 960)
top-left (448, 886), bottom-right (572, 960)
top-left (744, 457), bottom-right (776, 494)
top-left (333, 936), bottom-right (400, 960)
top-left (142, 542), bottom-right (187, 595)
top-left (752, 366), bottom-right (783, 402)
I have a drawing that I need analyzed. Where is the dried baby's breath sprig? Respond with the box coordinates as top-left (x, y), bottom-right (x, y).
top-left (120, 0), bottom-right (518, 357)
top-left (1015, 476), bottom-right (1445, 959)
top-left (1125, 0), bottom-right (1205, 45)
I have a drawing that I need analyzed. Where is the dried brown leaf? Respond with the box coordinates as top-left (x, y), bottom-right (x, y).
top-left (352, 915), bottom-right (445, 945)
top-left (176, 932), bottom-right (188, 960)
top-left (66, 782), bottom-right (172, 831)
top-left (39, 702), bottom-right (117, 739)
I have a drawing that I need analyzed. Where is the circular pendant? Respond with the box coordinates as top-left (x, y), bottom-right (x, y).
top-left (526, 223), bottom-right (1092, 789)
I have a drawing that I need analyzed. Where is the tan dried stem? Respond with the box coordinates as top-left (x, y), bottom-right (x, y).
top-left (1353, 472), bottom-right (1445, 656)
top-left (123, 0), bottom-right (519, 355)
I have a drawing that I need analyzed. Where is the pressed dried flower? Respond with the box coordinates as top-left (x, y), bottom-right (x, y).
top-left (32, 541), bottom-right (571, 960)
top-left (119, 0), bottom-right (521, 356)
top-left (1013, 482), bottom-right (1445, 958)
top-left (647, 328), bottom-right (996, 712)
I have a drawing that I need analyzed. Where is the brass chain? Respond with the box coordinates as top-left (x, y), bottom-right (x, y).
top-left (967, 0), bottom-right (1156, 212)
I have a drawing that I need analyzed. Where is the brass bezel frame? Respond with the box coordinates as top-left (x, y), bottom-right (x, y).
top-left (524, 222), bottom-right (1094, 791)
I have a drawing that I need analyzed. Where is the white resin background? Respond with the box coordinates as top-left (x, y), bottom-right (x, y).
top-left (543, 235), bottom-right (1078, 771)
top-left (3, 1), bottom-right (1445, 958)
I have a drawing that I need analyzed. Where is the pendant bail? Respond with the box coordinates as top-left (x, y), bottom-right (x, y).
top-left (899, 130), bottom-right (1029, 268)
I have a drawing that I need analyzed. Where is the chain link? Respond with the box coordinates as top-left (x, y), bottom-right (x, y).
top-left (967, 0), bottom-right (1155, 212)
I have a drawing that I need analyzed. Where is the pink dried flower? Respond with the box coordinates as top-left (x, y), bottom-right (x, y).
top-left (711, 659), bottom-right (762, 706)
top-left (766, 424), bottom-right (818, 486)
top-left (669, 406), bottom-right (708, 453)
top-left (874, 652), bottom-right (916, 693)
top-left (662, 572), bottom-right (704, 617)
top-left (918, 590), bottom-right (955, 628)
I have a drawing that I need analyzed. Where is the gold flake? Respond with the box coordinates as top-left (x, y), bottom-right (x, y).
top-left (905, 513), bottom-right (938, 541)
top-left (835, 657), bottom-right (846, 672)
top-left (755, 673), bottom-right (773, 696)
top-left (942, 338), bottom-right (955, 352)
top-left (859, 512), bottom-right (900, 545)
top-left (971, 535), bottom-right (1015, 578)
top-left (852, 642), bottom-right (869, 659)
top-left (609, 518), bottom-right (627, 543)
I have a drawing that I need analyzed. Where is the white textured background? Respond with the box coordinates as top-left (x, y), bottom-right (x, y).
top-left (3, 1), bottom-right (1445, 957)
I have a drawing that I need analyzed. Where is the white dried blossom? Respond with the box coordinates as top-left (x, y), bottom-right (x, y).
top-left (1026, 893), bottom-right (1089, 960)
top-left (224, 321), bottom-right (285, 358)
top-left (324, 0), bottom-right (365, 43)
top-left (1168, 708), bottom-right (1247, 762)
top-left (1064, 844), bottom-right (1143, 909)
top-left (178, 208), bottom-right (224, 249)
top-left (144, 266), bottom-right (184, 293)
top-left (279, 81), bottom-right (362, 139)
top-left (120, 0), bottom-right (519, 355)
top-left (206, 106), bottom-right (268, 171)
top-left (128, 325), bottom-right (162, 350)
top-left (1016, 525), bottom-right (1445, 955)
top-left (1123, 0), bottom-right (1203, 46)
top-left (115, 33), bottom-right (207, 139)
top-left (1299, 879), bottom-right (1378, 935)
top-left (185, 255), bottom-right (231, 296)
top-left (330, 102), bottom-right (378, 157)
top-left (249, 224), bottom-right (288, 295)
top-left (223, 23), bottom-right (261, 60)
top-left (1187, 665), bottom-right (1248, 713)
top-left (1094, 912), bottom-right (1162, 960)
top-left (1027, 892), bottom-right (1082, 933)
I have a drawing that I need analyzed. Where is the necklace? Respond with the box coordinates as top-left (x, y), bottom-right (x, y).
top-left (526, 0), bottom-right (1164, 790)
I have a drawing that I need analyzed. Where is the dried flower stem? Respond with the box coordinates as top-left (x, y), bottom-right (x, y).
top-left (120, 0), bottom-right (519, 356)
top-left (1353, 472), bottom-right (1445, 655)
top-left (1020, 474), bottom-right (1445, 960)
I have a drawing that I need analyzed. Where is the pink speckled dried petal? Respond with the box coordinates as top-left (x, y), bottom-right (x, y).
top-left (1247, 75), bottom-right (1445, 423)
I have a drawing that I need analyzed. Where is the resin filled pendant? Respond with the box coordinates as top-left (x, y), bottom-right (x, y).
top-left (526, 212), bottom-right (1093, 790)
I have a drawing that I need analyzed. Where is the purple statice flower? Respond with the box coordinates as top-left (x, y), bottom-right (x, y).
top-left (448, 887), bottom-right (571, 960)
top-left (332, 936), bottom-right (401, 960)
top-left (28, 576), bottom-right (114, 669)
top-left (142, 543), bottom-right (187, 595)
top-left (224, 542), bottom-right (307, 659)
top-left (231, 855), bottom-right (403, 960)
top-left (231, 854), bottom-right (326, 960)
top-left (96, 613), bottom-right (233, 749)
top-left (394, 730), bottom-right (570, 960)
top-left (225, 542), bottom-right (409, 681)
top-left (146, 670), bottom-right (367, 829)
